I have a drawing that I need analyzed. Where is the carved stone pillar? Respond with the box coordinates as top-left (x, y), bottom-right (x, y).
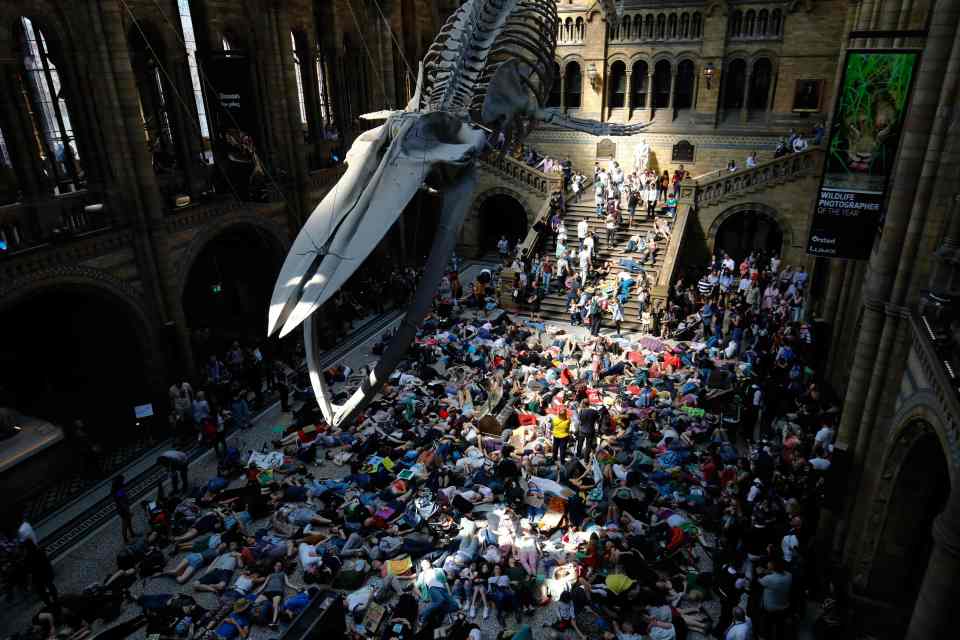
top-left (667, 68), bottom-right (677, 110)
top-left (741, 71), bottom-right (752, 123)
top-left (645, 72), bottom-right (654, 121)
top-left (765, 66), bottom-right (778, 117)
top-left (560, 74), bottom-right (566, 111)
top-left (905, 491), bottom-right (960, 639)
top-left (625, 71), bottom-right (632, 113)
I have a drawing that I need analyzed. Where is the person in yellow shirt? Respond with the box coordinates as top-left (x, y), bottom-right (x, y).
top-left (551, 407), bottom-right (571, 463)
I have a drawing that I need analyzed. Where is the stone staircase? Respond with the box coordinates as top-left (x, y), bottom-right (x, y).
top-left (533, 191), bottom-right (667, 331)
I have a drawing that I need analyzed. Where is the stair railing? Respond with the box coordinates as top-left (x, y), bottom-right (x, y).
top-left (692, 147), bottom-right (823, 209)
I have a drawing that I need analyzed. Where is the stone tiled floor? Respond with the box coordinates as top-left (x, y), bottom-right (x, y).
top-left (3, 285), bottom-right (818, 639)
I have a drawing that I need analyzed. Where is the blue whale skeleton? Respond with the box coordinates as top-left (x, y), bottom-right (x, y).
top-left (268, 0), bottom-right (648, 426)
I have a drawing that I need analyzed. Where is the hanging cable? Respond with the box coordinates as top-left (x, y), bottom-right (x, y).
top-left (139, 0), bottom-right (292, 210)
top-left (371, 0), bottom-right (416, 92)
top-left (344, 0), bottom-right (391, 109)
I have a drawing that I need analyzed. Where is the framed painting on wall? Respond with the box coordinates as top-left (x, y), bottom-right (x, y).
top-left (792, 79), bottom-right (824, 112)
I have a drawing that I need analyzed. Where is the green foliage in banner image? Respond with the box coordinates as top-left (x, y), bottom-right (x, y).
top-left (827, 52), bottom-right (917, 177)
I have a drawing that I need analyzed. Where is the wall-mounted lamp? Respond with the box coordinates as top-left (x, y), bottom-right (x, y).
top-left (587, 62), bottom-right (602, 92)
top-left (703, 63), bottom-right (716, 90)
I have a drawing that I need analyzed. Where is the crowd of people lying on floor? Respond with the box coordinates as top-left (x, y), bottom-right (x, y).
top-left (9, 244), bottom-right (832, 640)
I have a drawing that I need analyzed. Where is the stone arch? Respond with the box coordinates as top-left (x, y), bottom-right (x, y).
top-left (749, 50), bottom-right (780, 70)
top-left (853, 410), bottom-right (954, 610)
top-left (470, 187), bottom-right (535, 230)
top-left (0, 266), bottom-right (158, 352)
top-left (176, 214), bottom-right (291, 300)
top-left (559, 52), bottom-right (586, 68)
top-left (0, 1), bottom-right (74, 56)
top-left (708, 202), bottom-right (792, 257)
top-left (606, 53), bottom-right (630, 67)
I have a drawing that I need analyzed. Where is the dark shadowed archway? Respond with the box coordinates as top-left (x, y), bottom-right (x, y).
top-left (714, 208), bottom-right (783, 261)
top-left (870, 427), bottom-right (950, 612)
top-left (182, 224), bottom-right (285, 359)
top-left (478, 193), bottom-right (528, 254)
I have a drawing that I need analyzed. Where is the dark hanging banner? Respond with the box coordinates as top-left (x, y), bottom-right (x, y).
top-left (806, 50), bottom-right (920, 259)
top-left (206, 52), bottom-right (264, 200)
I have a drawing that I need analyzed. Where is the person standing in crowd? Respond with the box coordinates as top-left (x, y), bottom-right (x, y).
top-left (157, 449), bottom-right (190, 495)
top-left (23, 540), bottom-right (57, 606)
top-left (605, 212), bottom-right (618, 247)
top-left (112, 475), bottom-right (135, 543)
top-left (551, 406), bottom-right (572, 464)
top-left (497, 235), bottom-right (509, 260)
top-left (577, 399), bottom-right (599, 460)
top-left (577, 217), bottom-right (589, 250)
top-left (757, 559), bottom-right (792, 640)
top-left (646, 178), bottom-right (658, 220)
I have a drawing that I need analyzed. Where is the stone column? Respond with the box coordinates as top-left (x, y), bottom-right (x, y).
top-left (0, 68), bottom-right (45, 199)
top-left (645, 72), bottom-right (654, 121)
top-left (667, 67), bottom-right (677, 110)
top-left (560, 74), bottom-right (566, 111)
top-left (740, 70), bottom-right (751, 123)
top-left (625, 71), bottom-right (633, 114)
top-left (765, 67), bottom-right (778, 117)
top-left (821, 260), bottom-right (847, 325)
top-left (905, 491), bottom-right (960, 639)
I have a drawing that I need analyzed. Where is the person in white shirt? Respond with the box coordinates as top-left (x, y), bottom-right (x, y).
top-left (745, 152), bottom-right (758, 168)
top-left (792, 135), bottom-right (808, 152)
top-left (18, 515), bottom-right (38, 545)
top-left (583, 234), bottom-right (595, 258)
top-left (815, 424), bottom-right (835, 449)
top-left (781, 517), bottom-right (801, 564)
top-left (724, 607), bottom-right (754, 640)
top-left (769, 256), bottom-right (781, 273)
top-left (577, 218), bottom-right (589, 249)
top-left (809, 446), bottom-right (831, 470)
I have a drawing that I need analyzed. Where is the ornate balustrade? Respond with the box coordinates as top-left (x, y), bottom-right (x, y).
top-left (692, 147), bottom-right (822, 208)
top-left (481, 153), bottom-right (561, 196)
top-left (0, 190), bottom-right (110, 258)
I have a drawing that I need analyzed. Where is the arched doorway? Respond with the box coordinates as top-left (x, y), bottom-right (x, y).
top-left (547, 62), bottom-right (561, 107)
top-left (870, 428), bottom-right (950, 614)
top-left (723, 59), bottom-right (747, 110)
top-left (478, 193), bottom-right (527, 256)
top-left (749, 58), bottom-right (773, 111)
top-left (652, 60), bottom-right (671, 110)
top-left (182, 225), bottom-right (284, 359)
top-left (607, 61), bottom-right (626, 109)
top-left (0, 287), bottom-right (150, 440)
top-left (631, 60), bottom-right (648, 109)
top-left (714, 208), bottom-right (783, 261)
top-left (564, 62), bottom-right (582, 109)
top-left (674, 59), bottom-right (695, 110)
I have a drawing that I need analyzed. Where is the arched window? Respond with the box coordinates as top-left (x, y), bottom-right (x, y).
top-left (730, 11), bottom-right (743, 37)
top-left (723, 59), bottom-right (748, 109)
top-left (608, 61), bottom-right (626, 108)
top-left (557, 21), bottom-right (564, 43)
top-left (575, 17), bottom-right (585, 41)
top-left (0, 127), bottom-right (17, 206)
top-left (668, 14), bottom-right (677, 39)
top-left (128, 23), bottom-right (179, 175)
top-left (633, 16), bottom-right (642, 40)
top-left (680, 14), bottom-right (690, 39)
top-left (745, 10), bottom-right (756, 37)
top-left (290, 32), bottom-right (308, 136)
top-left (622, 16), bottom-right (631, 41)
top-left (547, 62), bottom-right (562, 107)
top-left (645, 15), bottom-right (654, 39)
top-left (758, 10), bottom-right (769, 36)
top-left (609, 21), bottom-right (619, 42)
top-left (652, 60), bottom-right (671, 109)
top-left (315, 46), bottom-right (334, 126)
top-left (656, 14), bottom-right (666, 39)
top-left (17, 17), bottom-right (83, 193)
top-left (564, 17), bottom-right (573, 42)
top-left (692, 13), bottom-right (702, 38)
top-left (564, 61), bottom-right (582, 109)
top-left (177, 0), bottom-right (212, 164)
top-left (631, 60), bottom-right (648, 108)
top-left (749, 58), bottom-right (773, 110)
top-left (675, 60), bottom-right (696, 110)
top-left (770, 10), bottom-right (782, 35)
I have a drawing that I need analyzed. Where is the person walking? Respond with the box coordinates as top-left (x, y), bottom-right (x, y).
top-left (23, 540), bottom-right (57, 606)
top-left (610, 299), bottom-right (624, 336)
top-left (605, 212), bottom-right (617, 247)
top-left (157, 449), bottom-right (190, 494)
top-left (757, 559), bottom-right (792, 640)
top-left (112, 475), bottom-right (135, 543)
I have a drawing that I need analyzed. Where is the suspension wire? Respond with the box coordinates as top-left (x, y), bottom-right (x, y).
top-left (139, 0), bottom-right (300, 217)
top-left (371, 0), bottom-right (416, 95)
top-left (138, 0), bottom-right (332, 255)
top-left (344, 0), bottom-right (391, 109)
top-left (117, 0), bottom-right (245, 207)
